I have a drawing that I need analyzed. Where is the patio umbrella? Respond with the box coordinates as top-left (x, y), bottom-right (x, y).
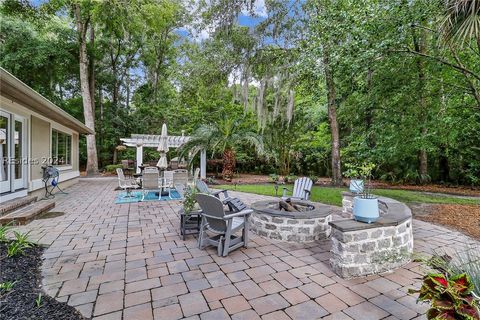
top-left (156, 123), bottom-right (169, 169)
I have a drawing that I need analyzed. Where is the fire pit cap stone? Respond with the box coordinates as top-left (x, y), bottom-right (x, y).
top-left (251, 199), bottom-right (333, 219)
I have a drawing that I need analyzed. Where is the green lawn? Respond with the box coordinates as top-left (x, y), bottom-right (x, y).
top-left (215, 184), bottom-right (480, 207)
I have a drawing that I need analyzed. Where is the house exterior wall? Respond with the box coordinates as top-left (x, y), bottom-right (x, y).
top-left (1, 94), bottom-right (81, 196)
top-left (31, 116), bottom-right (50, 180)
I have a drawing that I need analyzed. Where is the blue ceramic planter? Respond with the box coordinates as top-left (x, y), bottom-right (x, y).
top-left (349, 179), bottom-right (364, 194)
top-left (353, 197), bottom-right (379, 223)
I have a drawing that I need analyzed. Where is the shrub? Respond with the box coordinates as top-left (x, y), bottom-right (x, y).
top-left (105, 164), bottom-right (123, 173)
top-left (269, 174), bottom-right (279, 183)
top-left (308, 175), bottom-right (319, 184)
top-left (283, 175), bottom-right (297, 183)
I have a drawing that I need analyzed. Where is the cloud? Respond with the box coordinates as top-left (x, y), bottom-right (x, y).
top-left (250, 0), bottom-right (268, 18)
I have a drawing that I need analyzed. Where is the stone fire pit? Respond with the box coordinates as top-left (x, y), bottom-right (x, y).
top-left (250, 199), bottom-right (333, 242)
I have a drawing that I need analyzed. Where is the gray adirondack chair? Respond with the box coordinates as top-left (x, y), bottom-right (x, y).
top-left (195, 180), bottom-right (247, 212)
top-left (195, 193), bottom-right (252, 256)
top-left (282, 177), bottom-right (313, 201)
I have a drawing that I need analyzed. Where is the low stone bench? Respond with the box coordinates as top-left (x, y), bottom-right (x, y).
top-left (329, 192), bottom-right (413, 278)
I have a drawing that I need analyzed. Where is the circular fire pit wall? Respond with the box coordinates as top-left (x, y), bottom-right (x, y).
top-left (250, 200), bottom-right (332, 242)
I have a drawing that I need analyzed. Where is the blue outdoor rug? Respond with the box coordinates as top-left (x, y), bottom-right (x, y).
top-left (115, 190), bottom-right (182, 204)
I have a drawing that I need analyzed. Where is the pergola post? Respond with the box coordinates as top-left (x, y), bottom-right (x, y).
top-left (136, 144), bottom-right (143, 173)
top-left (200, 149), bottom-right (207, 180)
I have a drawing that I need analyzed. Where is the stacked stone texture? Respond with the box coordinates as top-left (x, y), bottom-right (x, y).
top-left (331, 192), bottom-right (414, 278)
top-left (330, 219), bottom-right (413, 278)
top-left (250, 213), bottom-right (332, 243)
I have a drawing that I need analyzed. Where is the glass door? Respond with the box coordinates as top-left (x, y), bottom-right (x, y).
top-left (14, 116), bottom-right (26, 190)
top-left (0, 111), bottom-right (10, 193)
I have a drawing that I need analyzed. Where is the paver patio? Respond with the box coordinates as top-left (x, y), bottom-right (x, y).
top-left (12, 177), bottom-right (479, 320)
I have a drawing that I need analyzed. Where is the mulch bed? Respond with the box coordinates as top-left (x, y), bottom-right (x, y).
top-left (0, 243), bottom-right (85, 320)
top-left (411, 203), bottom-right (480, 240)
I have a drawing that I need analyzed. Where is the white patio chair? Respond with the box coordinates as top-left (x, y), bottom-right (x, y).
top-left (116, 168), bottom-right (140, 197)
top-left (142, 166), bottom-right (160, 200)
top-left (282, 177), bottom-right (313, 201)
top-left (192, 167), bottom-right (200, 184)
top-left (173, 169), bottom-right (188, 187)
top-left (163, 170), bottom-right (174, 188)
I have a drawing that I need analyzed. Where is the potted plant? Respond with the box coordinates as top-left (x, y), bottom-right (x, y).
top-left (343, 163), bottom-right (364, 194)
top-left (351, 163), bottom-right (378, 223)
top-left (182, 186), bottom-right (198, 215)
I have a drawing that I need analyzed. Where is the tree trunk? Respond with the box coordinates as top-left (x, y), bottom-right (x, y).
top-left (75, 4), bottom-right (98, 175)
top-left (413, 28), bottom-right (428, 183)
top-left (439, 144), bottom-right (449, 183)
top-left (323, 48), bottom-right (342, 186)
top-left (222, 148), bottom-right (236, 181)
top-left (366, 68), bottom-right (375, 148)
top-left (89, 26), bottom-right (95, 113)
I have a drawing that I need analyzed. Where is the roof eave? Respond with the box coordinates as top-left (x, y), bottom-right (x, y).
top-left (0, 68), bottom-right (94, 135)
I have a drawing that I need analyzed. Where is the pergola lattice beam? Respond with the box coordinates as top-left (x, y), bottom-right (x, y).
top-left (119, 134), bottom-right (206, 179)
top-left (120, 134), bottom-right (190, 148)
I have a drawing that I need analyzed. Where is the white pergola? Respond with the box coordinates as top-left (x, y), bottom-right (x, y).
top-left (120, 134), bottom-right (207, 179)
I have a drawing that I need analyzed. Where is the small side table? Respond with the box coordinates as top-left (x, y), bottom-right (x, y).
top-left (179, 208), bottom-right (202, 240)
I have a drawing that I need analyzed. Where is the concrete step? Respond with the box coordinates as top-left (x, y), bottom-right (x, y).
top-left (0, 196), bottom-right (38, 217)
top-left (0, 201), bottom-right (55, 225)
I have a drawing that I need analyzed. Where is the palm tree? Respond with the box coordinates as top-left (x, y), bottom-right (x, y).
top-left (441, 0), bottom-right (480, 47)
top-left (181, 118), bottom-right (264, 181)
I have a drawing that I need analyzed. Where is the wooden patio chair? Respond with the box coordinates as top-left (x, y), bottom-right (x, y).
top-left (195, 193), bottom-right (252, 257)
top-left (282, 177), bottom-right (313, 201)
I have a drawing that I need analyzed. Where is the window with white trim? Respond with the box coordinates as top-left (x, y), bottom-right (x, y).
top-left (52, 129), bottom-right (71, 165)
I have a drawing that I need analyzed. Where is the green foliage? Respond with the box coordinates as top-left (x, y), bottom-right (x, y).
top-left (283, 175), bottom-right (298, 184)
top-left (1, 0), bottom-right (479, 186)
top-left (411, 249), bottom-right (480, 319)
top-left (0, 222), bottom-right (12, 242)
top-left (343, 162), bottom-right (376, 198)
top-left (182, 186), bottom-right (198, 215)
top-left (105, 164), bottom-right (122, 173)
top-left (0, 281), bottom-right (16, 293)
top-left (6, 231), bottom-right (35, 258)
top-left (420, 247), bottom-right (480, 299)
top-left (308, 175), bottom-right (319, 184)
top-left (35, 293), bottom-right (42, 308)
top-left (409, 273), bottom-right (480, 319)
top-left (269, 174), bottom-right (279, 183)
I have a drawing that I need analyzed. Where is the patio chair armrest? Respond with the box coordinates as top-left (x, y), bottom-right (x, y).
top-left (223, 209), bottom-right (253, 220)
top-left (211, 189), bottom-right (229, 197)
